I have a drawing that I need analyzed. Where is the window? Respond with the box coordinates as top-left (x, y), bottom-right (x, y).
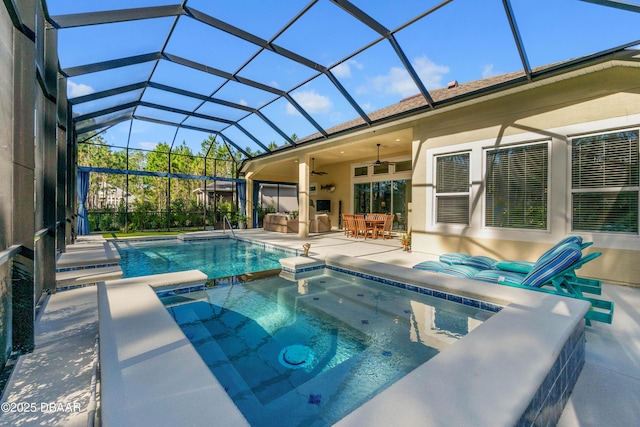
top-left (435, 153), bottom-right (470, 224)
top-left (354, 166), bottom-right (368, 177)
top-left (373, 163), bottom-right (389, 175)
top-left (485, 143), bottom-right (548, 229)
top-left (394, 160), bottom-right (412, 172)
top-left (571, 130), bottom-right (639, 233)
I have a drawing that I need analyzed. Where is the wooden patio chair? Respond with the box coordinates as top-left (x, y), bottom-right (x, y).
top-left (354, 214), bottom-right (373, 239)
top-left (377, 213), bottom-right (395, 239)
top-left (343, 214), bottom-right (356, 237)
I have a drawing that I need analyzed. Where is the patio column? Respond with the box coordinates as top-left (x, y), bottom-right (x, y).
top-left (298, 155), bottom-right (310, 238)
top-left (245, 173), bottom-right (254, 228)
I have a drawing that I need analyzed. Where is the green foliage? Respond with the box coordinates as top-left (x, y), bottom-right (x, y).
top-left (80, 133), bottom-right (245, 231)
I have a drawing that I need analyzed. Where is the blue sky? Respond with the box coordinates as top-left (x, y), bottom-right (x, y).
top-left (49, 0), bottom-right (640, 156)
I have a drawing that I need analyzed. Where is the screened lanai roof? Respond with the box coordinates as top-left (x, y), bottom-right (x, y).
top-left (47, 0), bottom-right (640, 160)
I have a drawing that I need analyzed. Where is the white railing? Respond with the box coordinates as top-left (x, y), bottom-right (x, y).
top-left (222, 215), bottom-right (236, 238)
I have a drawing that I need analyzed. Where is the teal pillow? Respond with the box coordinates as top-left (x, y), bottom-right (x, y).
top-left (495, 260), bottom-right (534, 274)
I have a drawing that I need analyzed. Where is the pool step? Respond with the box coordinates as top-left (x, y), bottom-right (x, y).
top-left (56, 265), bottom-right (123, 291)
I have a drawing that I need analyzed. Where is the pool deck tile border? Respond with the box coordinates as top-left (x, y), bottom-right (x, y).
top-left (281, 262), bottom-right (503, 314)
top-left (517, 322), bottom-right (585, 426)
top-left (56, 262), bottom-right (120, 273)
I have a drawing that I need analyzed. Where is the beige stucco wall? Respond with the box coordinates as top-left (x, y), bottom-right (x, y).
top-left (243, 63), bottom-right (640, 286)
top-left (411, 65), bottom-right (640, 286)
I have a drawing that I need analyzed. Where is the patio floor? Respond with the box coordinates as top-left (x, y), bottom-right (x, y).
top-left (1, 230), bottom-right (638, 426)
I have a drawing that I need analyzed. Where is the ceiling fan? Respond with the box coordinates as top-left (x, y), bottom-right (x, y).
top-left (310, 158), bottom-right (328, 175)
top-left (370, 144), bottom-right (395, 166)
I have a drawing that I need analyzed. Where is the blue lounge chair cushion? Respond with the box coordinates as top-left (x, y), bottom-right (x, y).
top-left (413, 261), bottom-right (446, 272)
top-left (472, 270), bottom-right (525, 285)
top-left (536, 235), bottom-right (583, 263)
top-left (461, 255), bottom-right (498, 270)
top-left (439, 252), bottom-right (470, 265)
top-left (440, 265), bottom-right (481, 278)
top-left (495, 235), bottom-right (584, 274)
top-left (495, 260), bottom-right (534, 274)
top-left (521, 243), bottom-right (583, 288)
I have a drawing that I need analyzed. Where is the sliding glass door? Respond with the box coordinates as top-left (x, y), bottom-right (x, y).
top-left (373, 181), bottom-right (392, 214)
top-left (353, 179), bottom-right (411, 230)
top-left (354, 183), bottom-right (370, 214)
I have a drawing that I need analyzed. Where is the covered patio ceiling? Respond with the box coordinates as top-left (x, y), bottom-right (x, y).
top-left (47, 0), bottom-right (640, 164)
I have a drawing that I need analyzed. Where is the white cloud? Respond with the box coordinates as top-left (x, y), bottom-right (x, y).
top-left (332, 60), bottom-right (363, 79)
top-left (482, 64), bottom-right (497, 78)
top-left (287, 90), bottom-right (332, 115)
top-left (138, 141), bottom-right (157, 151)
top-left (413, 56), bottom-right (450, 90)
top-left (361, 102), bottom-right (375, 112)
top-left (358, 55), bottom-right (449, 98)
top-left (239, 99), bottom-right (248, 106)
top-left (68, 81), bottom-right (95, 98)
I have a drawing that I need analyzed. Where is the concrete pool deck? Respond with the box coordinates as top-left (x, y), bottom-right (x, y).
top-left (1, 230), bottom-right (639, 426)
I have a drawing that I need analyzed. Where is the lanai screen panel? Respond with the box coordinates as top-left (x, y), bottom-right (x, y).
top-left (46, 0), bottom-right (640, 161)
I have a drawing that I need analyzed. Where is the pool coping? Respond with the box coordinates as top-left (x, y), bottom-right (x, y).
top-left (98, 270), bottom-right (249, 427)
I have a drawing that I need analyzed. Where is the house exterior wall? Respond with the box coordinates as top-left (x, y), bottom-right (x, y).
top-left (242, 63), bottom-right (639, 286)
top-left (411, 66), bottom-right (640, 286)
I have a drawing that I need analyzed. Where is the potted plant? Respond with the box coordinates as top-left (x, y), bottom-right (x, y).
top-left (400, 231), bottom-right (411, 252)
top-left (233, 211), bottom-right (247, 229)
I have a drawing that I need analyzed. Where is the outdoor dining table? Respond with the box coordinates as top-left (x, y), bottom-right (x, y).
top-left (364, 218), bottom-right (386, 238)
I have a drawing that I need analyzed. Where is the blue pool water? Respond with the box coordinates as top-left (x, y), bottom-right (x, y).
top-left (163, 269), bottom-right (492, 426)
top-left (114, 238), bottom-right (287, 279)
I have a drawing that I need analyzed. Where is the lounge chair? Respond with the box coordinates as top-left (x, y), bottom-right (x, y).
top-left (493, 244), bottom-right (601, 295)
top-left (438, 235), bottom-right (602, 295)
top-left (472, 243), bottom-right (613, 324)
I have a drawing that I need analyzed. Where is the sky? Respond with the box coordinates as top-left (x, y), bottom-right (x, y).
top-left (48, 0), bottom-right (640, 157)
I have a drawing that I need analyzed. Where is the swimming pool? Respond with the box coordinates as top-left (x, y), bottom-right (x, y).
top-left (163, 268), bottom-right (492, 426)
top-left (114, 238), bottom-right (289, 279)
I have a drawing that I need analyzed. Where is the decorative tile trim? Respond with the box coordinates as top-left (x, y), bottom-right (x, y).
top-left (325, 265), bottom-right (503, 314)
top-left (234, 236), bottom-right (301, 256)
top-left (113, 237), bottom-right (176, 245)
top-left (156, 284), bottom-right (206, 298)
top-left (55, 282), bottom-right (99, 292)
top-left (281, 264), bottom-right (325, 274)
top-left (516, 322), bottom-right (585, 426)
top-left (56, 262), bottom-right (120, 273)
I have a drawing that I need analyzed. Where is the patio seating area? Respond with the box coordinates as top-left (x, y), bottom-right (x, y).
top-left (343, 213), bottom-right (395, 240)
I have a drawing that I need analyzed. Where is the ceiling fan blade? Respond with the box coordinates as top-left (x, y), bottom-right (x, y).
top-left (371, 145), bottom-right (395, 166)
top-left (310, 157), bottom-right (328, 175)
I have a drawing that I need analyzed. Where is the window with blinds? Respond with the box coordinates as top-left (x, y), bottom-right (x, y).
top-left (435, 153), bottom-right (470, 224)
top-left (571, 130), bottom-right (639, 233)
top-left (485, 143), bottom-right (548, 229)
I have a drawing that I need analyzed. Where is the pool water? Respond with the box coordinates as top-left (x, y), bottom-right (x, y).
top-left (114, 238), bottom-right (286, 279)
top-left (163, 269), bottom-right (492, 426)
